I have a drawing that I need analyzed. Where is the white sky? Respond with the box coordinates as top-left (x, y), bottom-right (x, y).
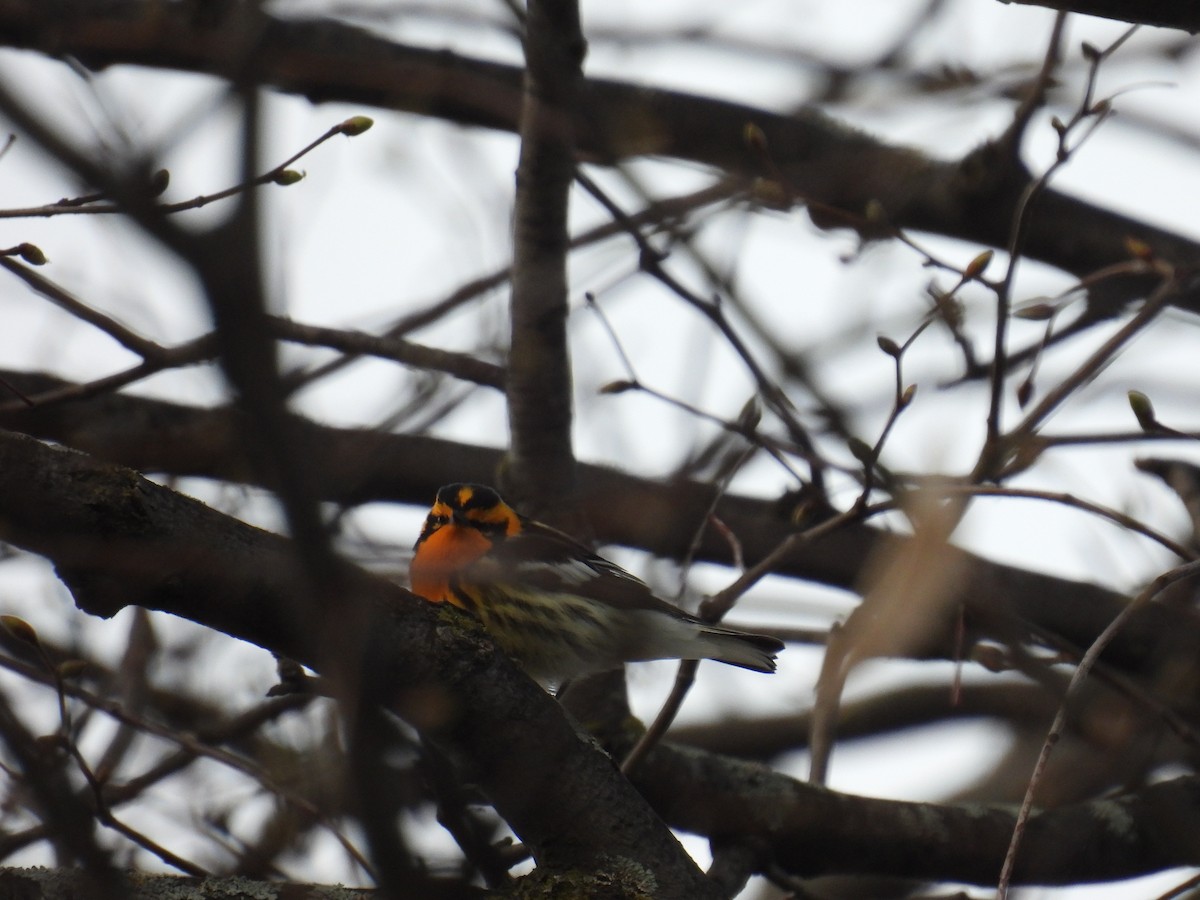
top-left (1, 1), bottom-right (1198, 897)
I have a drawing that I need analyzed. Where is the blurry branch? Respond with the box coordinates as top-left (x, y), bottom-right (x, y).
top-left (91, 610), bottom-right (154, 791)
top-left (501, 0), bottom-right (583, 512)
top-left (0, 256), bottom-right (504, 399)
top-left (419, 739), bottom-right (513, 887)
top-left (0, 685), bottom-right (125, 897)
top-left (0, 115), bottom-right (371, 220)
top-left (3, 371), bottom-right (1199, 696)
top-left (0, 39), bottom-right (413, 874)
top-left (998, 0), bottom-right (1200, 31)
top-left (614, 725), bottom-right (1200, 885)
top-left (1001, 266), bottom-right (1180, 456)
top-left (983, 12), bottom-right (1069, 440)
top-left (0, 867), bottom-right (385, 899)
top-left (621, 452), bottom-right (758, 776)
top-left (984, 22), bottom-right (1131, 403)
top-left (667, 681), bottom-right (1061, 760)
top-left (999, 556), bottom-right (1200, 896)
top-left (0, 1), bottom-right (1193, 328)
top-left (0, 636), bottom-right (369, 873)
top-left (0, 257), bottom-right (163, 358)
top-left (587, 294), bottom-right (813, 485)
top-left (997, 12), bottom-right (1067, 156)
top-left (16, 614), bottom-right (210, 878)
top-left (0, 429), bottom-right (724, 899)
top-left (594, 163), bottom-right (856, 450)
top-left (810, 492), bottom-right (964, 784)
top-left (850, 327), bottom-right (924, 502)
top-left (0, 368), bottom-right (498, 502)
top-left (3, 429), bottom-right (1199, 887)
top-left (922, 483), bottom-right (1191, 559)
top-left (1136, 458), bottom-right (1200, 551)
top-left (284, 177), bottom-right (741, 394)
top-left (272, 317), bottom-right (505, 389)
top-left (65, 736), bottom-right (209, 876)
top-left (0, 11), bottom-right (350, 761)
top-left (0, 343), bottom-right (214, 411)
top-left (588, 0), bottom-right (946, 103)
top-left (588, 7), bottom-right (1195, 133)
top-left (0, 25), bottom-right (715, 886)
top-left (577, 168), bottom-right (825, 485)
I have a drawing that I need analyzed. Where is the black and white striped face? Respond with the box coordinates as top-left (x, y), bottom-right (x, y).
top-left (410, 484), bottom-right (523, 605)
top-left (415, 483), bottom-right (521, 550)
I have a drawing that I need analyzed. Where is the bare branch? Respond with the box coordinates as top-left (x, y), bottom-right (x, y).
top-left (998, 0), bottom-right (1200, 32)
top-left (503, 0), bottom-right (585, 510)
top-left (0, 429), bottom-right (723, 898)
top-left (0, 4), bottom-right (1196, 322)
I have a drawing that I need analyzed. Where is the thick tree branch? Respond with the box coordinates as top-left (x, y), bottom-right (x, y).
top-left (0, 428), bottom-right (722, 899)
top-left (504, 0), bottom-right (584, 510)
top-left (3, 373), bottom-right (1199, 693)
top-left (4, 427), bottom-right (1197, 888)
top-left (0, 2), bottom-right (1196, 320)
top-left (625, 737), bottom-right (1200, 885)
top-left (998, 0), bottom-right (1200, 32)
top-left (0, 867), bottom-right (392, 899)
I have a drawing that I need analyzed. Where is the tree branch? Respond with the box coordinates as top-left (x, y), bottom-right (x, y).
top-left (0, 428), bottom-right (723, 899)
top-left (503, 0), bottom-right (584, 510)
top-left (998, 0), bottom-right (1200, 32)
top-left (5, 426), bottom-right (1197, 888)
top-left (0, 866), bottom-right (396, 899)
top-left (625, 737), bottom-right (1200, 885)
top-left (3, 373), bottom-right (1198, 696)
top-left (0, 1), bottom-right (1196, 321)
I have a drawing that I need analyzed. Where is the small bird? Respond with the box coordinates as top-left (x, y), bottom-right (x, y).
top-left (410, 483), bottom-right (784, 682)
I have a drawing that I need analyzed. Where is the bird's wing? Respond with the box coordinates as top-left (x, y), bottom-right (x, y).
top-left (465, 519), bottom-right (688, 616)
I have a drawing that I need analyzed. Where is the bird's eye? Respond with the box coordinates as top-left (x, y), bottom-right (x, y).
top-left (425, 514), bottom-right (449, 530)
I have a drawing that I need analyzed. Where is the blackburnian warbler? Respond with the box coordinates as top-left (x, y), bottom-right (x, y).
top-left (410, 483), bottom-right (784, 682)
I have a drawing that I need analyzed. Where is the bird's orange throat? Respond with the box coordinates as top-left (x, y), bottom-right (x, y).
top-left (410, 524), bottom-right (492, 607)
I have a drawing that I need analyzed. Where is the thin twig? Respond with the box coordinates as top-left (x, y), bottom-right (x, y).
top-left (0, 116), bottom-right (371, 220)
top-left (995, 558), bottom-right (1200, 899)
top-left (621, 451), bottom-right (755, 776)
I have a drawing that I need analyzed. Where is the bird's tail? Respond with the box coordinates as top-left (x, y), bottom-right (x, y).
top-left (701, 626), bottom-right (784, 673)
